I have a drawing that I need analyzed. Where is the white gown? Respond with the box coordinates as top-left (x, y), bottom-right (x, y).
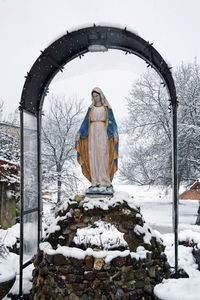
top-left (88, 106), bottom-right (111, 186)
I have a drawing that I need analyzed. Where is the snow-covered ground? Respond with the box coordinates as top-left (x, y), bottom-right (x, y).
top-left (0, 184), bottom-right (200, 299)
top-left (115, 184), bottom-right (199, 233)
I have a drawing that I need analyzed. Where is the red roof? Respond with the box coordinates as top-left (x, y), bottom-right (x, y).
top-left (0, 158), bottom-right (20, 173)
top-left (190, 181), bottom-right (200, 190)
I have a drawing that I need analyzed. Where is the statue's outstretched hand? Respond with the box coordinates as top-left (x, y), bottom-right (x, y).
top-left (114, 132), bottom-right (118, 142)
top-left (76, 133), bottom-right (80, 142)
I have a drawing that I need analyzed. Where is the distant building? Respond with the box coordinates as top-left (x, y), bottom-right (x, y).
top-left (180, 181), bottom-right (200, 200)
top-left (0, 121), bottom-right (20, 138)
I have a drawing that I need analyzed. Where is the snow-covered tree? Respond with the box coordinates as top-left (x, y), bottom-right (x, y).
top-left (0, 101), bottom-right (20, 163)
top-left (0, 104), bottom-right (20, 228)
top-left (0, 129), bottom-right (20, 163)
top-left (42, 95), bottom-right (84, 203)
top-left (120, 60), bottom-right (200, 187)
top-left (175, 60), bottom-right (200, 183)
top-left (0, 102), bottom-right (20, 164)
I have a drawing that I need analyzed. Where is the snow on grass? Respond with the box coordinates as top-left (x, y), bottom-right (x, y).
top-left (164, 243), bottom-right (199, 277)
top-left (154, 278), bottom-right (200, 300)
top-left (5, 263), bottom-right (34, 298)
top-left (0, 252), bottom-right (17, 283)
top-left (114, 185), bottom-right (199, 231)
top-left (154, 228), bottom-right (200, 300)
top-left (0, 253), bottom-right (33, 298)
top-left (0, 223), bottom-right (19, 249)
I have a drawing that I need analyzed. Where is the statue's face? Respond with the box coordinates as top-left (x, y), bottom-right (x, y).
top-left (92, 92), bottom-right (101, 105)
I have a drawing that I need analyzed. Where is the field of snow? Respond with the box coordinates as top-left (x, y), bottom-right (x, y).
top-left (115, 184), bottom-right (199, 232)
top-left (0, 184), bottom-right (200, 300)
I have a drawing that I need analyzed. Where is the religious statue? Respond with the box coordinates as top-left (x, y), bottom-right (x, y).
top-left (75, 87), bottom-right (118, 195)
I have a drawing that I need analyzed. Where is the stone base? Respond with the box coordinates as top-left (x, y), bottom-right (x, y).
top-left (31, 249), bottom-right (168, 300)
top-left (85, 193), bottom-right (113, 198)
top-left (29, 194), bottom-right (170, 300)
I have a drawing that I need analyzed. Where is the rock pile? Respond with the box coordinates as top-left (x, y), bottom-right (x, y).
top-left (30, 192), bottom-right (170, 299)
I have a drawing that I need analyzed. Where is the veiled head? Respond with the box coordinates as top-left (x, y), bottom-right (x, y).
top-left (90, 87), bottom-right (111, 108)
top-left (92, 91), bottom-right (102, 106)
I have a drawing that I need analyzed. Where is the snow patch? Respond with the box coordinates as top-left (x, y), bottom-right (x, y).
top-left (154, 277), bottom-right (200, 300)
top-left (0, 253), bottom-right (18, 283)
top-left (44, 215), bottom-right (68, 236)
top-left (39, 242), bottom-right (149, 262)
top-left (179, 229), bottom-right (200, 249)
top-left (82, 191), bottom-right (138, 211)
top-left (73, 220), bottom-right (128, 250)
top-left (134, 223), bottom-right (162, 245)
top-left (0, 223), bottom-right (20, 249)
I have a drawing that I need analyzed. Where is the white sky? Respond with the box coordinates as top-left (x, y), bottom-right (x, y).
top-left (1, 0), bottom-right (200, 120)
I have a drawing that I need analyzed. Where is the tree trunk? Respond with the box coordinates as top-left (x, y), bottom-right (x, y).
top-left (57, 170), bottom-right (62, 203)
top-left (196, 201), bottom-right (200, 225)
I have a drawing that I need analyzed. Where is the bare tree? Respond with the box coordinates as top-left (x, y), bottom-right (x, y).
top-left (42, 95), bottom-right (84, 203)
top-left (0, 100), bottom-right (4, 121)
top-left (0, 100), bottom-right (20, 162)
top-left (120, 60), bottom-right (200, 187)
top-left (175, 60), bottom-right (200, 183)
top-left (7, 109), bottom-right (20, 126)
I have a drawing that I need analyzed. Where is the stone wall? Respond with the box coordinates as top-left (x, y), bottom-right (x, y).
top-left (29, 193), bottom-right (170, 299)
top-left (31, 247), bottom-right (169, 299)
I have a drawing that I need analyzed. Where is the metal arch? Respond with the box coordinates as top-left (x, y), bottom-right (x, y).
top-left (20, 26), bottom-right (177, 114)
top-left (19, 25), bottom-right (179, 296)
